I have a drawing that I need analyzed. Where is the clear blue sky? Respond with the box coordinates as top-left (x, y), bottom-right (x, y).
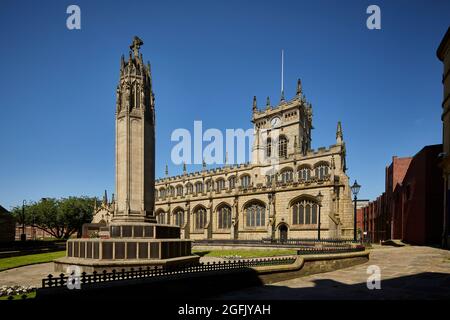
top-left (0, 0), bottom-right (448, 210)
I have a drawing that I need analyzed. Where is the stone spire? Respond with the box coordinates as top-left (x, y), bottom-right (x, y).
top-left (266, 96), bottom-right (271, 108)
top-left (252, 96), bottom-right (257, 113)
top-left (103, 190), bottom-right (108, 205)
top-left (336, 121), bottom-right (343, 145)
top-left (183, 162), bottom-right (187, 175)
top-left (165, 164), bottom-right (169, 177)
top-left (296, 79), bottom-right (302, 96)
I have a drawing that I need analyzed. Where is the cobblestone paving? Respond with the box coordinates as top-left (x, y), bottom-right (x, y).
top-left (216, 246), bottom-right (450, 300)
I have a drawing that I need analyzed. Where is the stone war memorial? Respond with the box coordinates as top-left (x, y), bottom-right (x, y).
top-left (54, 36), bottom-right (199, 273)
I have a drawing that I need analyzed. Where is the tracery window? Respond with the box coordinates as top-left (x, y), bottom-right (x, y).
top-left (194, 207), bottom-right (207, 230)
top-left (216, 179), bottom-right (225, 192)
top-left (157, 211), bottom-right (166, 224)
top-left (278, 136), bottom-right (287, 158)
top-left (174, 209), bottom-right (184, 226)
top-left (315, 165), bottom-right (329, 180)
top-left (195, 182), bottom-right (204, 194)
top-left (245, 203), bottom-right (266, 227)
top-left (228, 176), bottom-right (236, 189)
top-left (298, 167), bottom-right (311, 181)
top-left (241, 175), bottom-right (251, 188)
top-left (280, 169), bottom-right (293, 183)
top-left (292, 199), bottom-right (318, 225)
top-left (217, 205), bottom-right (232, 229)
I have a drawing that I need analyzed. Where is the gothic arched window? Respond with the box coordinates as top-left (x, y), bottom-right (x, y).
top-left (176, 185), bottom-right (183, 197)
top-left (194, 207), bottom-right (207, 230)
top-left (174, 209), bottom-right (184, 227)
top-left (159, 188), bottom-right (166, 199)
top-left (228, 176), bottom-right (236, 189)
top-left (205, 180), bottom-right (212, 192)
top-left (298, 167), bottom-right (311, 182)
top-left (278, 136), bottom-right (288, 158)
top-left (292, 199), bottom-right (318, 225)
top-left (216, 179), bottom-right (225, 192)
top-left (280, 169), bottom-right (293, 183)
top-left (157, 211), bottom-right (166, 224)
top-left (241, 175), bottom-right (251, 188)
top-left (266, 138), bottom-right (272, 157)
top-left (186, 183), bottom-right (193, 195)
top-left (245, 202), bottom-right (266, 227)
top-left (315, 164), bottom-right (329, 180)
top-left (195, 182), bottom-right (204, 194)
top-left (217, 205), bottom-right (232, 229)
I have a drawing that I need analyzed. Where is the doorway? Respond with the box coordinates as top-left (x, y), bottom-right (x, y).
top-left (279, 224), bottom-right (288, 243)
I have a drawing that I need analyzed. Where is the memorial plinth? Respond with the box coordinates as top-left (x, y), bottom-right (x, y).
top-left (54, 223), bottom-right (199, 273)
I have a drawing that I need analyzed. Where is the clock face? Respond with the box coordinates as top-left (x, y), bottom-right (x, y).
top-left (270, 117), bottom-right (281, 128)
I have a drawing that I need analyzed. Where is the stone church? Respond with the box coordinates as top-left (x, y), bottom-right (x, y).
top-left (152, 81), bottom-right (354, 241)
top-left (93, 42), bottom-right (354, 241)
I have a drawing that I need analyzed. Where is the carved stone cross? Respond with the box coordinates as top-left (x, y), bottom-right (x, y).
top-left (130, 36), bottom-right (144, 57)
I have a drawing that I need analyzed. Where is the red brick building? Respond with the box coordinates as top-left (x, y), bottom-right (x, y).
top-left (358, 145), bottom-right (444, 245)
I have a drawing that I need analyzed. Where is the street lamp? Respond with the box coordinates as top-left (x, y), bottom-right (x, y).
top-left (351, 180), bottom-right (361, 241)
top-left (21, 200), bottom-right (26, 241)
top-left (316, 191), bottom-right (323, 241)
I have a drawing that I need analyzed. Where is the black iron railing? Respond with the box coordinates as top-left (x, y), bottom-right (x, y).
top-left (193, 238), bottom-right (360, 247)
top-left (296, 245), bottom-right (366, 255)
top-left (42, 257), bottom-right (296, 288)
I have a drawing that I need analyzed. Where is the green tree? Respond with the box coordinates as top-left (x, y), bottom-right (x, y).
top-left (11, 196), bottom-right (96, 239)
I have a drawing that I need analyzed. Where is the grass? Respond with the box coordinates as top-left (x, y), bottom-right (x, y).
top-left (0, 291), bottom-right (36, 300)
top-left (0, 251), bottom-right (66, 272)
top-left (193, 249), bottom-right (297, 258)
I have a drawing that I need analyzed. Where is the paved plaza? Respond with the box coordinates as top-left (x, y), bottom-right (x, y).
top-left (216, 245), bottom-right (450, 299)
top-left (0, 256), bottom-right (226, 288)
top-left (1, 246), bottom-right (450, 299)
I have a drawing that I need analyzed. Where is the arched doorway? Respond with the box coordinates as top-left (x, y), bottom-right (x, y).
top-left (278, 224), bottom-right (288, 243)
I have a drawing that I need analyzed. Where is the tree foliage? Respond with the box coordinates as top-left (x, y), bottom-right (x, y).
top-left (11, 197), bottom-right (96, 239)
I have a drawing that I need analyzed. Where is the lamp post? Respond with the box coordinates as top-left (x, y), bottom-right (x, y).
top-left (351, 180), bottom-right (361, 242)
top-left (21, 200), bottom-right (26, 241)
top-left (316, 191), bottom-right (323, 241)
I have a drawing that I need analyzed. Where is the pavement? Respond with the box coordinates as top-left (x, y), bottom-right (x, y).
top-left (2, 246), bottom-right (450, 300)
top-left (0, 256), bottom-right (225, 288)
top-left (216, 245), bottom-right (450, 299)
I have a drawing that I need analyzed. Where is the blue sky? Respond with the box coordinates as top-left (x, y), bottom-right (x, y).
top-left (0, 0), bottom-right (448, 209)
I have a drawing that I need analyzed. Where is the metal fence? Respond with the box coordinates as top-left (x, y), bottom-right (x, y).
top-left (42, 256), bottom-right (296, 288)
top-left (296, 245), bottom-right (366, 255)
top-left (193, 238), bottom-right (360, 247)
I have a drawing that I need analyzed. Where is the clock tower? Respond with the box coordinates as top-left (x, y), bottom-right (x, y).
top-left (251, 79), bottom-right (313, 166)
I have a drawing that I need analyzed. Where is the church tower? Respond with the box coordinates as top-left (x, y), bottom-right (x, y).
top-left (251, 79), bottom-right (313, 166)
top-left (113, 36), bottom-right (156, 223)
